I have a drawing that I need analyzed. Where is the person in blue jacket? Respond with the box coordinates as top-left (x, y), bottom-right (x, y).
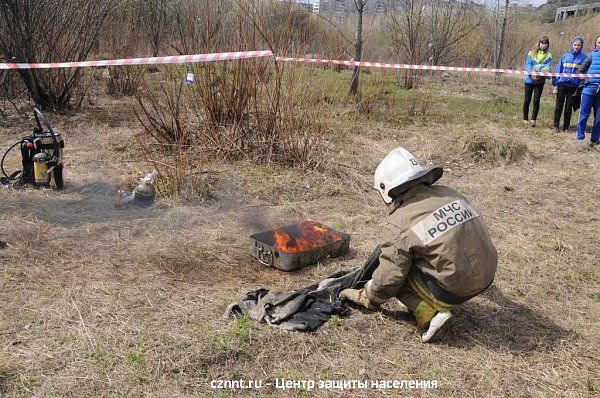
top-left (552, 36), bottom-right (586, 133)
top-left (523, 36), bottom-right (553, 127)
top-left (576, 35), bottom-right (600, 146)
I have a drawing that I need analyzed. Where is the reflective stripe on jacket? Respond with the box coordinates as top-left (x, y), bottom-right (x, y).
top-left (370, 184), bottom-right (498, 300)
top-left (524, 49), bottom-right (553, 85)
top-left (552, 50), bottom-right (587, 87)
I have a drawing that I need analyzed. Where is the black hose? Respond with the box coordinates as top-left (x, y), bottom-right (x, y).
top-left (1, 140), bottom-right (22, 179)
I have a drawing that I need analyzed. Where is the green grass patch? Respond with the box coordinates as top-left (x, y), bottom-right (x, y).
top-left (92, 348), bottom-right (118, 373)
top-left (327, 314), bottom-right (342, 327)
top-left (209, 314), bottom-right (254, 357)
top-left (231, 313), bottom-right (252, 342)
top-left (538, 286), bottom-right (550, 296)
top-left (560, 269), bottom-right (574, 281)
top-left (19, 376), bottom-right (39, 391)
top-left (126, 351), bottom-right (144, 366)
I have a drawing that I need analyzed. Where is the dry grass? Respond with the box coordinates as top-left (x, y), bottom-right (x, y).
top-left (0, 73), bottom-right (598, 397)
top-left (455, 130), bottom-right (529, 165)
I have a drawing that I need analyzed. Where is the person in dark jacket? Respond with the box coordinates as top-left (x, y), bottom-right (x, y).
top-left (523, 36), bottom-right (553, 127)
top-left (576, 35), bottom-right (600, 146)
top-left (552, 36), bottom-right (586, 133)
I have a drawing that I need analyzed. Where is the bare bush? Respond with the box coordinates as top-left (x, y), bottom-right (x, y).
top-left (95, 2), bottom-right (146, 97)
top-left (135, 79), bottom-right (191, 146)
top-left (264, 0), bottom-right (321, 55)
top-left (170, 0), bottom-right (233, 54)
top-left (0, 70), bottom-right (11, 120)
top-left (134, 0), bottom-right (173, 58)
top-left (0, 0), bottom-right (117, 109)
top-left (136, 0), bottom-right (324, 197)
top-left (188, 62), bottom-right (254, 131)
top-left (97, 0), bottom-right (143, 58)
top-left (0, 70), bottom-right (28, 122)
top-left (383, 0), bottom-right (479, 88)
top-left (166, 1), bottom-right (327, 168)
top-left (134, 77), bottom-right (213, 201)
top-left (185, 59), bottom-right (326, 169)
top-left (130, 1), bottom-right (328, 203)
top-left (0, 71), bottom-right (8, 120)
top-left (105, 67), bottom-right (146, 97)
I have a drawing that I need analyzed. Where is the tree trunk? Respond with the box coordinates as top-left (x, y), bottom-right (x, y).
top-left (493, 0), bottom-right (499, 67)
top-left (349, 1), bottom-right (365, 96)
top-left (496, 0), bottom-right (510, 68)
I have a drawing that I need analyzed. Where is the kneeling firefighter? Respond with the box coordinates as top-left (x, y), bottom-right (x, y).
top-left (340, 147), bottom-right (498, 343)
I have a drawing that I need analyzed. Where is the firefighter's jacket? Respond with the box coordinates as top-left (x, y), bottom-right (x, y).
top-left (369, 184), bottom-right (498, 301)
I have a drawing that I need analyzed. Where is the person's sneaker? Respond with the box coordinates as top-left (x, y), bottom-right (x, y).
top-left (575, 140), bottom-right (595, 150)
top-left (523, 119), bottom-right (529, 124)
top-left (421, 311), bottom-right (453, 343)
top-left (531, 120), bottom-right (537, 128)
top-left (553, 127), bottom-right (560, 133)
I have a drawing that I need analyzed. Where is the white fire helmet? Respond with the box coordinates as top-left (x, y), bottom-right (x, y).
top-left (374, 147), bottom-right (443, 204)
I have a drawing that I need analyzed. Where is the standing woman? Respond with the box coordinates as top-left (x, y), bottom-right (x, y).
top-left (576, 35), bottom-right (600, 146)
top-left (552, 36), bottom-right (586, 133)
top-left (523, 36), bottom-right (553, 127)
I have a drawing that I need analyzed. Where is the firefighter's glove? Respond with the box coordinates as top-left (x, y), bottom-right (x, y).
top-left (339, 287), bottom-right (378, 310)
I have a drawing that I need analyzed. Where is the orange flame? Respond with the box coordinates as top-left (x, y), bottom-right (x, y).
top-left (272, 220), bottom-right (342, 253)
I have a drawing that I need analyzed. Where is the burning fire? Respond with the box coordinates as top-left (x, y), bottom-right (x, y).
top-left (272, 220), bottom-right (342, 253)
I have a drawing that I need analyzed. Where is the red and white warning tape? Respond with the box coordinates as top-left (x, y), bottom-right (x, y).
top-left (275, 56), bottom-right (600, 78)
top-left (0, 50), bottom-right (273, 70)
top-left (1, 50), bottom-right (599, 78)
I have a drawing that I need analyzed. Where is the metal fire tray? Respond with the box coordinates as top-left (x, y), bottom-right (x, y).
top-left (249, 221), bottom-right (351, 271)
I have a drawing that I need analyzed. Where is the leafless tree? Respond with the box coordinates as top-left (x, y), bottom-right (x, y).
top-left (384, 0), bottom-right (479, 87)
top-left (385, 0), bottom-right (428, 65)
top-left (349, 0), bottom-right (369, 95)
top-left (0, 0), bottom-right (117, 109)
top-left (495, 0), bottom-right (510, 68)
top-left (426, 0), bottom-right (480, 66)
top-left (479, 1), bottom-right (530, 69)
top-left (135, 0), bottom-right (172, 57)
top-left (170, 0), bottom-right (231, 54)
top-left (383, 0), bottom-right (429, 88)
top-left (0, 71), bottom-right (8, 95)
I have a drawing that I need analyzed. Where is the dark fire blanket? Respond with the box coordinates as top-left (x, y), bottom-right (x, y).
top-left (223, 247), bottom-right (381, 332)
